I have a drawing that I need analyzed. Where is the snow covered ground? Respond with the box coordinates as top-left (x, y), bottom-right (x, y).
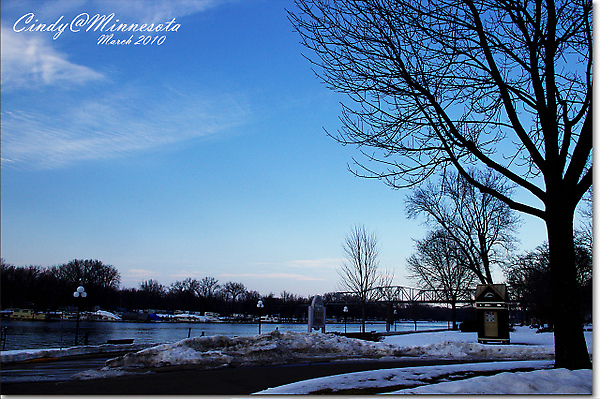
top-left (255, 327), bottom-right (593, 394)
top-left (253, 327), bottom-right (593, 394)
top-left (258, 360), bottom-right (592, 395)
top-left (3, 326), bottom-right (593, 394)
top-left (74, 325), bottom-right (591, 394)
top-left (1, 342), bottom-right (151, 363)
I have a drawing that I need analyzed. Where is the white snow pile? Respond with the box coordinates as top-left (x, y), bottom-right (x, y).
top-left (256, 360), bottom-right (555, 394)
top-left (392, 339), bottom-right (555, 360)
top-left (383, 326), bottom-right (589, 361)
top-left (392, 367), bottom-right (593, 394)
top-left (71, 326), bottom-right (591, 394)
top-left (103, 329), bottom-right (395, 370)
top-left (256, 360), bottom-right (592, 395)
top-left (102, 327), bottom-right (566, 372)
top-left (1, 343), bottom-right (150, 364)
top-left (254, 327), bottom-right (593, 395)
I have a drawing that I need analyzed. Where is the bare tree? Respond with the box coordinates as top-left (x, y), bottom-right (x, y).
top-left (406, 169), bottom-right (519, 284)
top-left (338, 225), bottom-right (381, 333)
top-left (221, 281), bottom-right (247, 316)
top-left (407, 230), bottom-right (477, 330)
top-left (290, 0), bottom-right (592, 369)
top-left (576, 189), bottom-right (592, 252)
top-left (53, 259), bottom-right (121, 291)
top-left (139, 279), bottom-right (166, 309)
top-left (504, 236), bottom-right (592, 327)
top-left (169, 278), bottom-right (199, 310)
top-left (198, 277), bottom-right (220, 299)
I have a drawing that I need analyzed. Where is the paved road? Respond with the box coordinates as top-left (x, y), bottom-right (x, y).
top-left (1, 357), bottom-right (484, 395)
top-left (2, 356), bottom-right (110, 384)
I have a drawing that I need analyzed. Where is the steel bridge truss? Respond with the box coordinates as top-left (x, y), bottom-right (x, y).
top-left (333, 286), bottom-right (477, 305)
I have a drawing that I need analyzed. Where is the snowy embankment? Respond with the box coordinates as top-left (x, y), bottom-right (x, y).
top-left (102, 330), bottom-right (392, 370)
top-left (256, 327), bottom-right (593, 395)
top-left (1, 343), bottom-right (150, 364)
top-left (97, 326), bottom-right (591, 394)
top-left (98, 326), bottom-right (567, 372)
top-left (257, 360), bottom-right (592, 395)
top-left (4, 326), bottom-right (592, 394)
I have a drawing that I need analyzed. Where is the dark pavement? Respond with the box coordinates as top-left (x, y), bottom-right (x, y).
top-left (1, 358), bottom-right (482, 395)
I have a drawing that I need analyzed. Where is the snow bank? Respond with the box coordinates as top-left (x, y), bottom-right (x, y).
top-left (104, 329), bottom-right (395, 370)
top-left (256, 360), bottom-right (555, 395)
top-left (101, 326), bottom-right (579, 372)
top-left (1, 343), bottom-right (150, 364)
top-left (391, 339), bottom-right (555, 360)
top-left (390, 367), bottom-right (593, 394)
top-left (254, 327), bottom-right (592, 395)
top-left (382, 326), bottom-right (589, 361)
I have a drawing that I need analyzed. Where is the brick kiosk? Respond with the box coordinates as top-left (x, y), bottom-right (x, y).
top-left (475, 284), bottom-right (510, 344)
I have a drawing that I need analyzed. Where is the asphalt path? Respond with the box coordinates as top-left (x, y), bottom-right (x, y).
top-left (1, 357), bottom-right (489, 395)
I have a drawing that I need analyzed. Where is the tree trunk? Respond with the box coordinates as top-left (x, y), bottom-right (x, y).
top-left (361, 301), bottom-right (366, 333)
top-left (385, 302), bottom-right (393, 332)
top-left (546, 206), bottom-right (591, 369)
top-left (451, 301), bottom-right (457, 330)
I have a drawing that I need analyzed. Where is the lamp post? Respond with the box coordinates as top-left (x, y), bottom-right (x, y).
top-left (257, 300), bottom-right (264, 334)
top-left (73, 286), bottom-right (87, 345)
top-left (394, 309), bottom-right (397, 332)
top-left (343, 306), bottom-right (348, 333)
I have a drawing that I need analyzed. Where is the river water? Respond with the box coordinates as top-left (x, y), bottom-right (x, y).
top-left (0, 320), bottom-right (449, 351)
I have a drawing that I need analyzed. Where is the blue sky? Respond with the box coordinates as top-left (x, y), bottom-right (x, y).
top-left (1, 0), bottom-right (550, 297)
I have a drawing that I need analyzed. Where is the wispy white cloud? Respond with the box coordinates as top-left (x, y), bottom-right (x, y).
top-left (253, 258), bottom-right (341, 270)
top-left (169, 270), bottom-right (209, 280)
top-left (1, 0), bottom-right (250, 169)
top-left (1, 0), bottom-right (232, 90)
top-left (282, 258), bottom-right (340, 270)
top-left (93, 0), bottom-right (232, 22)
top-left (121, 268), bottom-right (162, 287)
top-left (1, 85), bottom-right (251, 169)
top-left (0, 26), bottom-right (105, 89)
top-left (219, 272), bottom-right (327, 282)
top-left (3, 0), bottom-right (230, 22)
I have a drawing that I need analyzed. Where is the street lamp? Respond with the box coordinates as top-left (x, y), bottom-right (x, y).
top-left (394, 309), bottom-right (397, 332)
top-left (257, 300), bottom-right (264, 334)
top-left (343, 306), bottom-right (349, 334)
top-left (73, 286), bottom-right (87, 345)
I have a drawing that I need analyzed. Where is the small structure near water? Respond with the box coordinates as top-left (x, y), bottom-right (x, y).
top-left (475, 284), bottom-right (510, 344)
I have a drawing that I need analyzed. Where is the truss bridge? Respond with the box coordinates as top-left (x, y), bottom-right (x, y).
top-left (332, 285), bottom-right (477, 305)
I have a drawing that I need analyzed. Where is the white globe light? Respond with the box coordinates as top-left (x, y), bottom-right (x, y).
top-left (77, 286), bottom-right (85, 293)
top-left (73, 292), bottom-right (80, 297)
top-left (81, 292), bottom-right (87, 298)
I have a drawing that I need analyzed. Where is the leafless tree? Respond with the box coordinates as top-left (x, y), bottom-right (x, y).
top-left (407, 230), bottom-right (477, 330)
top-left (338, 225), bottom-right (381, 333)
top-left (221, 281), bottom-right (247, 316)
top-left (140, 279), bottom-right (165, 295)
top-left (53, 259), bottom-right (121, 291)
top-left (198, 276), bottom-right (220, 299)
top-left (406, 169), bottom-right (519, 284)
top-left (290, 0), bottom-right (592, 369)
top-left (576, 189), bottom-right (592, 252)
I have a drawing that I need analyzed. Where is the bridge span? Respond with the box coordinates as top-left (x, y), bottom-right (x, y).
top-left (331, 285), bottom-right (477, 305)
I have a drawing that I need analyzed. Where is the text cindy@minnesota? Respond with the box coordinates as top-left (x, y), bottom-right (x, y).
top-left (13, 12), bottom-right (181, 43)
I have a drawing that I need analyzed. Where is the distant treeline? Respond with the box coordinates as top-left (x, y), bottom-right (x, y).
top-left (0, 258), bottom-right (466, 322)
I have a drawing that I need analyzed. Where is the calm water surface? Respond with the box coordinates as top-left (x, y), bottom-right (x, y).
top-left (0, 320), bottom-right (449, 351)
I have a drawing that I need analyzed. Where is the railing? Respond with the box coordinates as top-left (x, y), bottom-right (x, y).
top-left (332, 286), bottom-right (477, 304)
